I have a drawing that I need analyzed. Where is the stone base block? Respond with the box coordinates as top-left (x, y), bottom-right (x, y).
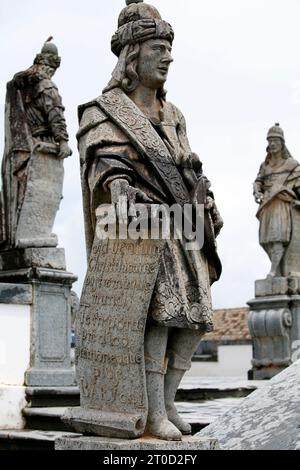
top-left (0, 386), bottom-right (27, 429)
top-left (0, 267), bottom-right (77, 388)
top-left (0, 302), bottom-right (31, 385)
top-left (255, 277), bottom-right (289, 297)
top-left (0, 248), bottom-right (66, 272)
top-left (25, 368), bottom-right (75, 388)
top-left (255, 276), bottom-right (300, 297)
top-left (248, 366), bottom-right (286, 380)
top-left (55, 435), bottom-right (219, 451)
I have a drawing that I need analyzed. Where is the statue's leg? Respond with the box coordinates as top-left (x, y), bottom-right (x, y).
top-left (165, 328), bottom-right (204, 434)
top-left (268, 242), bottom-right (285, 277)
top-left (144, 324), bottom-right (182, 441)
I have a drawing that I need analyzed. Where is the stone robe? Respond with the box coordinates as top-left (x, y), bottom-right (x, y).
top-left (77, 87), bottom-right (222, 332)
top-left (254, 157), bottom-right (300, 247)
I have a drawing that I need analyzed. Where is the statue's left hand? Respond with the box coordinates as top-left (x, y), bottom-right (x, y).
top-left (58, 140), bottom-right (72, 159)
top-left (292, 200), bottom-right (300, 210)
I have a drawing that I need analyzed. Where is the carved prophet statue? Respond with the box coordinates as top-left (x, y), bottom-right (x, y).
top-left (64, 0), bottom-right (223, 441)
top-left (254, 124), bottom-right (300, 278)
top-left (0, 38), bottom-right (72, 249)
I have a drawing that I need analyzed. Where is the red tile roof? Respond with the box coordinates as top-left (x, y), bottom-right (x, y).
top-left (204, 308), bottom-right (251, 342)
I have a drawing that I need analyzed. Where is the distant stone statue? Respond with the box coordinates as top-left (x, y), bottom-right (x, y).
top-left (254, 124), bottom-right (300, 278)
top-left (0, 38), bottom-right (72, 249)
top-left (64, 0), bottom-right (222, 442)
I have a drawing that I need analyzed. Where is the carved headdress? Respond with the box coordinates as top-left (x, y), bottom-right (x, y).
top-left (105, 0), bottom-right (174, 91)
top-left (267, 123), bottom-right (285, 142)
top-left (111, 0), bottom-right (174, 57)
top-left (266, 123), bottom-right (292, 161)
top-left (34, 37), bottom-right (61, 69)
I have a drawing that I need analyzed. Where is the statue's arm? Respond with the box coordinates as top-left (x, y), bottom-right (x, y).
top-left (39, 83), bottom-right (72, 158)
top-left (175, 107), bottom-right (223, 236)
top-left (253, 164), bottom-right (265, 204)
top-left (93, 148), bottom-right (152, 207)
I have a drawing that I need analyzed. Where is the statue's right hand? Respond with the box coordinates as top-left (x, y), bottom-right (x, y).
top-left (109, 179), bottom-right (153, 222)
top-left (254, 192), bottom-right (264, 204)
top-left (109, 179), bottom-right (152, 204)
top-left (58, 140), bottom-right (72, 159)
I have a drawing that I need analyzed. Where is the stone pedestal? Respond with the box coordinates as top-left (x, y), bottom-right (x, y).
top-left (0, 248), bottom-right (77, 388)
top-left (248, 277), bottom-right (300, 380)
top-left (55, 435), bottom-right (219, 451)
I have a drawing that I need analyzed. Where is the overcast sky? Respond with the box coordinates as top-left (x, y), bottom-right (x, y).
top-left (1, 0), bottom-right (300, 309)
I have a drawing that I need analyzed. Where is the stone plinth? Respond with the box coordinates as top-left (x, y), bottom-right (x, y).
top-left (248, 277), bottom-right (300, 380)
top-left (0, 251), bottom-right (77, 388)
top-left (0, 248), bottom-right (66, 272)
top-left (55, 435), bottom-right (219, 451)
top-left (0, 386), bottom-right (27, 430)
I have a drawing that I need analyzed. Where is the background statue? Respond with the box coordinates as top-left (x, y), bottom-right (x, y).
top-left (0, 38), bottom-right (72, 249)
top-left (75, 0), bottom-right (223, 441)
top-left (254, 124), bottom-right (300, 278)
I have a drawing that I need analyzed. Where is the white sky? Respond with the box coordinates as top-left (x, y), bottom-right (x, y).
top-left (1, 0), bottom-right (300, 309)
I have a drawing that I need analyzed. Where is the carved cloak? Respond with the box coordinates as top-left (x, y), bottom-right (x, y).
top-left (77, 87), bottom-right (222, 331)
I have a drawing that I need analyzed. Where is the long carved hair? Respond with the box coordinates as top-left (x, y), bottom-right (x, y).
top-left (265, 140), bottom-right (293, 164)
top-left (103, 43), bottom-right (167, 100)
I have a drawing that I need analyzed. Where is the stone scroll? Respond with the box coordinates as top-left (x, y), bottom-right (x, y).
top-left (15, 143), bottom-right (63, 248)
top-left (63, 235), bottom-right (165, 438)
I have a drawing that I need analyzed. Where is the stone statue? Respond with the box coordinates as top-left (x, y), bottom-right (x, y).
top-left (253, 124), bottom-right (300, 278)
top-left (0, 38), bottom-right (72, 249)
top-left (64, 0), bottom-right (223, 442)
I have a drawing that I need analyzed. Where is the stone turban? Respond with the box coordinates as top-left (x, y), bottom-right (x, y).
top-left (111, 1), bottom-right (174, 57)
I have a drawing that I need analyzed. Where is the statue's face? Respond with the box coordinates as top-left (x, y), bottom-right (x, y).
top-left (48, 66), bottom-right (56, 78)
top-left (137, 39), bottom-right (173, 89)
top-left (39, 64), bottom-right (56, 78)
top-left (268, 137), bottom-right (283, 154)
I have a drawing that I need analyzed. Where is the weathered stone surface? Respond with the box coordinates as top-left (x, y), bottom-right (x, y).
top-left (0, 386), bottom-right (27, 429)
top-left (63, 238), bottom-right (164, 438)
top-left (55, 435), bottom-right (219, 451)
top-left (282, 206), bottom-right (300, 277)
top-left (15, 269), bottom-right (78, 388)
top-left (255, 277), bottom-right (289, 297)
top-left (0, 38), bottom-right (72, 249)
top-left (250, 126), bottom-right (300, 379)
top-left (198, 360), bottom-right (300, 450)
top-left (248, 294), bottom-right (300, 379)
top-left (253, 123), bottom-right (300, 278)
top-left (0, 430), bottom-right (81, 443)
top-left (69, 0), bottom-right (222, 442)
top-left (0, 248), bottom-right (66, 272)
top-left (255, 276), bottom-right (300, 297)
top-left (15, 145), bottom-right (64, 249)
top-left (0, 282), bottom-right (32, 305)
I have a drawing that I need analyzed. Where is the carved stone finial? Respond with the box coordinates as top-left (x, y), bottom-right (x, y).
top-left (126, 0), bottom-right (144, 5)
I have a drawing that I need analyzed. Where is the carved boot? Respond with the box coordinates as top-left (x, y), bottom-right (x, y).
top-left (144, 324), bottom-right (182, 441)
top-left (164, 366), bottom-right (191, 435)
top-left (145, 370), bottom-right (182, 441)
top-left (268, 242), bottom-right (285, 278)
top-left (165, 329), bottom-right (205, 435)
